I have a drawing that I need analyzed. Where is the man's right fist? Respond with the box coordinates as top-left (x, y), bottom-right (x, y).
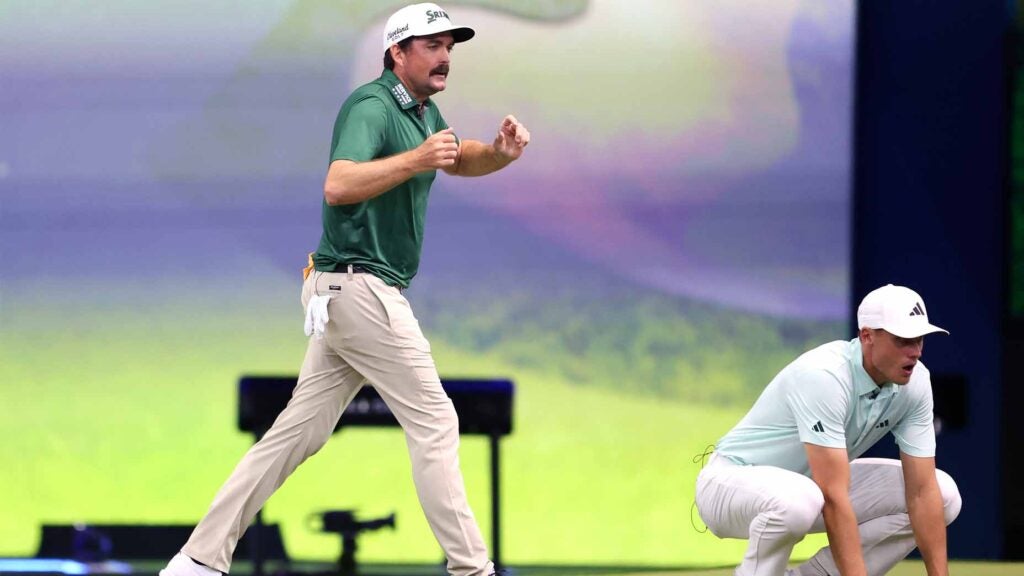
top-left (418, 128), bottom-right (459, 169)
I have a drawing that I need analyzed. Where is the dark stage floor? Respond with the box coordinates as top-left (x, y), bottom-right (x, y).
top-left (3, 559), bottom-right (1024, 576)
top-left (0, 559), bottom-right (716, 576)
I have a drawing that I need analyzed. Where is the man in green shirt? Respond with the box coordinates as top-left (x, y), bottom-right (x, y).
top-left (160, 4), bottom-right (528, 576)
top-left (696, 285), bottom-right (962, 576)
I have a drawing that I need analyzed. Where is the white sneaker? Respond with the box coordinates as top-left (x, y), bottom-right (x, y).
top-left (159, 553), bottom-right (221, 576)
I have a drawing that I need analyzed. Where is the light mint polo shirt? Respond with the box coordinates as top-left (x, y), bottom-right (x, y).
top-left (313, 69), bottom-right (453, 288)
top-left (715, 338), bottom-right (936, 476)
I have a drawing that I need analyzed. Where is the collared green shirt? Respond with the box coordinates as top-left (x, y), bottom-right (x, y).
top-left (313, 69), bottom-right (452, 288)
top-left (714, 338), bottom-right (936, 476)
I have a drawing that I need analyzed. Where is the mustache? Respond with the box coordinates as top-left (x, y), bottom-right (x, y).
top-left (430, 65), bottom-right (449, 75)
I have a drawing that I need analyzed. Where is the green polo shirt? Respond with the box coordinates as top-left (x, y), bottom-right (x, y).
top-left (714, 338), bottom-right (936, 476)
top-left (313, 69), bottom-right (452, 288)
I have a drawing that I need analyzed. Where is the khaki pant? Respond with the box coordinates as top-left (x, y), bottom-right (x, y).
top-left (182, 269), bottom-right (493, 576)
top-left (695, 455), bottom-right (962, 576)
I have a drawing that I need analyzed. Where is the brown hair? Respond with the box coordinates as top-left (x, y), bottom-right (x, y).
top-left (383, 37), bottom-right (414, 70)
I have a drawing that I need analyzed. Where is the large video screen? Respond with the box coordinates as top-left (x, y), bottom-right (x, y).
top-left (0, 0), bottom-right (854, 567)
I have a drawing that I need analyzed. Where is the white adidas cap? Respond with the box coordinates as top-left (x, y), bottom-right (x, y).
top-left (382, 3), bottom-right (475, 52)
top-left (857, 284), bottom-right (949, 338)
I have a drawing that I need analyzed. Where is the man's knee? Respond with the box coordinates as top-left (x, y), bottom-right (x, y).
top-left (771, 484), bottom-right (824, 538)
top-left (936, 469), bottom-right (962, 526)
top-left (404, 399), bottom-right (460, 449)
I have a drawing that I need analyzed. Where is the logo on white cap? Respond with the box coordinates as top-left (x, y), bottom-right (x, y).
top-left (382, 3), bottom-right (475, 51)
top-left (857, 284), bottom-right (949, 339)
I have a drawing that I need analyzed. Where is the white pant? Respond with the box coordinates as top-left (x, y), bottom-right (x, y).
top-left (182, 270), bottom-right (493, 576)
top-left (695, 454), bottom-right (962, 576)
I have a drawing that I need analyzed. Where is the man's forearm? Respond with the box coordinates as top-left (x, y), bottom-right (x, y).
top-left (822, 498), bottom-right (867, 576)
top-left (908, 485), bottom-right (949, 576)
top-left (323, 154), bottom-right (420, 205)
top-left (451, 139), bottom-right (512, 177)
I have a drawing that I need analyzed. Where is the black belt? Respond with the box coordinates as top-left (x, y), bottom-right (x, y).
top-left (328, 263), bottom-right (372, 274)
top-left (335, 263), bottom-right (405, 292)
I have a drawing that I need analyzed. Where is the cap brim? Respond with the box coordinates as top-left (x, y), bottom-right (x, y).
top-left (888, 323), bottom-right (949, 338)
top-left (449, 26), bottom-right (475, 43)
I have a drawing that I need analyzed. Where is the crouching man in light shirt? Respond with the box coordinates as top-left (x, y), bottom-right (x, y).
top-left (696, 284), bottom-right (962, 576)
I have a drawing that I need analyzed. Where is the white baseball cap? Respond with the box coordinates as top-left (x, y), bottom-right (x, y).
top-left (382, 3), bottom-right (475, 52)
top-left (857, 284), bottom-right (949, 338)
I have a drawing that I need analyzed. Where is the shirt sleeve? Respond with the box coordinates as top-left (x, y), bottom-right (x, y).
top-left (892, 376), bottom-right (937, 457)
top-left (331, 96), bottom-right (387, 163)
top-left (784, 366), bottom-right (849, 449)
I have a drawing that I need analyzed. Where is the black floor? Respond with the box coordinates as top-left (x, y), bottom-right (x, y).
top-left (0, 559), bottom-right (718, 576)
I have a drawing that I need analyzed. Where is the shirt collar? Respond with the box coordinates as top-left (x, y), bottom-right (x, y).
top-left (380, 69), bottom-right (428, 111)
top-left (849, 338), bottom-right (898, 399)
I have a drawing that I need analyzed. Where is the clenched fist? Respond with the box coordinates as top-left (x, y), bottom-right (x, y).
top-left (416, 128), bottom-right (459, 170)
